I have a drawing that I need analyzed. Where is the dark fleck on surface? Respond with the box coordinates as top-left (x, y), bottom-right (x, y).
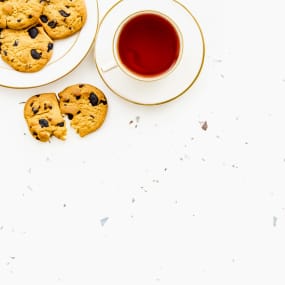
top-left (28, 27), bottom-right (39, 39)
top-left (273, 216), bottom-right (278, 227)
top-left (28, 15), bottom-right (33, 19)
top-left (30, 49), bottom-right (42, 60)
top-left (79, 84), bottom-right (84, 88)
top-left (100, 217), bottom-right (109, 227)
top-left (67, 113), bottom-right (73, 120)
top-left (13, 40), bottom-right (19, 46)
top-left (17, 19), bottom-right (22, 23)
top-left (40, 15), bottom-right (48, 23)
top-left (89, 92), bottom-right (99, 106)
top-left (100, 99), bottom-right (107, 105)
top-left (59, 10), bottom-right (70, 17)
top-left (201, 121), bottom-right (208, 131)
top-left (48, 20), bottom-right (57, 28)
top-left (75, 95), bottom-right (81, 100)
top-left (47, 42), bottom-right (53, 52)
top-left (39, 118), bottom-right (49, 128)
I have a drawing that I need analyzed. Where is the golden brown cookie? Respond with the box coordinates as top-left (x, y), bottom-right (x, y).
top-left (0, 25), bottom-right (54, 72)
top-left (39, 0), bottom-right (87, 39)
top-left (58, 84), bottom-right (108, 137)
top-left (0, 0), bottom-right (44, 30)
top-left (24, 93), bottom-right (67, 142)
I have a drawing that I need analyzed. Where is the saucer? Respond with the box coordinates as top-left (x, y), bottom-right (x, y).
top-left (94, 0), bottom-right (205, 105)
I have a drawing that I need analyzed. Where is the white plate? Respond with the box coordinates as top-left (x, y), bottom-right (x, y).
top-left (0, 0), bottom-right (98, 89)
top-left (94, 0), bottom-right (205, 105)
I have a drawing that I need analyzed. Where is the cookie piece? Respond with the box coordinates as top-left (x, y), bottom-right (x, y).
top-left (0, 26), bottom-right (54, 72)
top-left (0, 0), bottom-right (44, 30)
top-left (58, 84), bottom-right (108, 137)
top-left (39, 0), bottom-right (87, 39)
top-left (24, 93), bottom-right (67, 142)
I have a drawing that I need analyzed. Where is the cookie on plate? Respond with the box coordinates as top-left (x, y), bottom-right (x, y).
top-left (24, 93), bottom-right (67, 142)
top-left (0, 25), bottom-right (54, 72)
top-left (58, 84), bottom-right (108, 137)
top-left (0, 0), bottom-right (44, 30)
top-left (39, 0), bottom-right (87, 39)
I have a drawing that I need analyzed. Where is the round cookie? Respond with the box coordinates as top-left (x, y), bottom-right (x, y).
top-left (0, 0), bottom-right (44, 30)
top-left (24, 93), bottom-right (67, 142)
top-left (39, 0), bottom-right (87, 39)
top-left (0, 25), bottom-right (54, 72)
top-left (58, 84), bottom-right (108, 137)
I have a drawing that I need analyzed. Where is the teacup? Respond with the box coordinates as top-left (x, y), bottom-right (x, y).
top-left (102, 10), bottom-right (183, 81)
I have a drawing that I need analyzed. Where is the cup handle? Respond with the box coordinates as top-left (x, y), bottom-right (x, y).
top-left (100, 61), bottom-right (118, 73)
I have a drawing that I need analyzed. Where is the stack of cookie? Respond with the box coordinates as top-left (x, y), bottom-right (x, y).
top-left (0, 0), bottom-right (86, 72)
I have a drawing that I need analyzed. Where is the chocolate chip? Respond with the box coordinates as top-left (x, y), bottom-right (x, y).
top-left (40, 15), bottom-right (48, 23)
top-left (59, 10), bottom-right (70, 17)
top-left (75, 95), bottom-right (81, 100)
top-left (79, 84), bottom-right (84, 88)
top-left (57, 122), bottom-right (65, 127)
top-left (67, 113), bottom-right (73, 120)
top-left (17, 19), bottom-right (21, 23)
top-left (48, 20), bottom-right (57, 28)
top-left (77, 111), bottom-right (81, 114)
top-left (32, 107), bottom-right (39, 114)
top-left (28, 27), bottom-right (39, 39)
top-left (100, 99), bottom-right (107, 105)
top-left (89, 93), bottom-right (98, 106)
top-left (30, 49), bottom-right (42, 60)
top-left (28, 15), bottom-right (32, 19)
top-left (47, 43), bottom-right (53, 52)
top-left (13, 40), bottom-right (19, 46)
top-left (39, 119), bottom-right (49, 128)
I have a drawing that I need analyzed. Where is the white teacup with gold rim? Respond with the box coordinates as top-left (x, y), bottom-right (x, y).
top-left (103, 10), bottom-right (183, 82)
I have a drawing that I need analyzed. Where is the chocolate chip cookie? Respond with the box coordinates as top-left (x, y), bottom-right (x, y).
top-left (0, 0), bottom-right (44, 30)
top-left (0, 25), bottom-right (54, 72)
top-left (24, 93), bottom-right (67, 142)
top-left (58, 84), bottom-right (108, 137)
top-left (39, 0), bottom-right (87, 39)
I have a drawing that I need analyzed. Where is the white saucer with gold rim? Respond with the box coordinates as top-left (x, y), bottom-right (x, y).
top-left (94, 0), bottom-right (205, 105)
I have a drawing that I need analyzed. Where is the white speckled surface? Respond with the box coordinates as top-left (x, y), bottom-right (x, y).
top-left (1, 0), bottom-right (285, 284)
